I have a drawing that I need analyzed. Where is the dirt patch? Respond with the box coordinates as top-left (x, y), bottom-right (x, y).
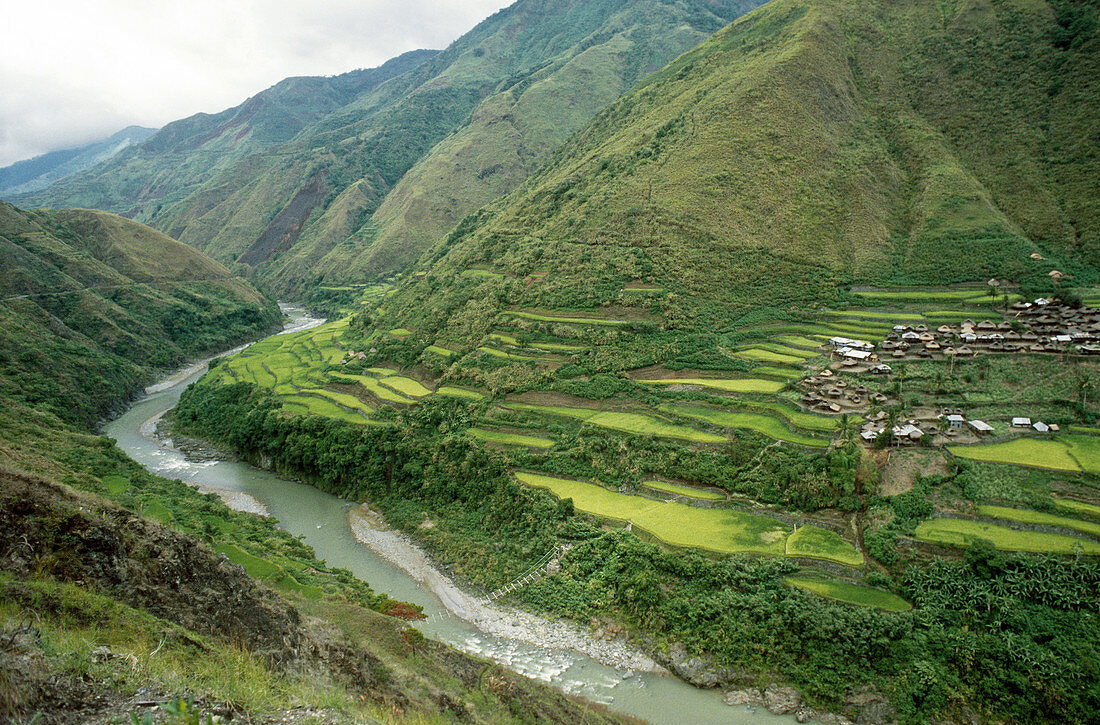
top-left (879, 450), bottom-right (950, 496)
top-left (237, 172), bottom-right (329, 266)
top-left (506, 390), bottom-right (601, 408)
top-left (626, 366), bottom-right (724, 381)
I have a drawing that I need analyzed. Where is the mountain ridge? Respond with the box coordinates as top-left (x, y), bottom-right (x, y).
top-left (0, 126), bottom-right (157, 196)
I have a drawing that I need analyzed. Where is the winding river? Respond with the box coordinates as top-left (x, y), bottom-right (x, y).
top-left (104, 306), bottom-right (788, 725)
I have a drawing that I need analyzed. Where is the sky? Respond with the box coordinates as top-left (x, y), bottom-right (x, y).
top-left (0, 0), bottom-right (513, 167)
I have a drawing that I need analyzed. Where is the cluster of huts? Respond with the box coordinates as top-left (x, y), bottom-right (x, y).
top-left (878, 301), bottom-right (1100, 360)
top-left (858, 408), bottom-right (1061, 446)
top-left (1011, 299), bottom-right (1100, 354)
top-left (341, 350), bottom-right (369, 364)
top-left (798, 367), bottom-right (889, 412)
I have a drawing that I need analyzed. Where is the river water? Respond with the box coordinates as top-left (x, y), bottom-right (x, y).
top-left (104, 306), bottom-right (788, 725)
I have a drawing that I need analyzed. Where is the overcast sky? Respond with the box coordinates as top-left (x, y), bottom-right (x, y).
top-left (0, 0), bottom-right (513, 167)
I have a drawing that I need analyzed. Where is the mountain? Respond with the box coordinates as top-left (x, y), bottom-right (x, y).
top-left (17, 0), bottom-right (766, 293)
top-left (11, 50), bottom-right (436, 220)
top-left (0, 201), bottom-right (281, 424)
top-left (268, 0), bottom-right (767, 289)
top-left (0, 125), bottom-right (156, 196)
top-left (372, 0), bottom-right (1099, 344)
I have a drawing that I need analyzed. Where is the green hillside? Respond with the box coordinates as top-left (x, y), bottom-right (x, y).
top-left (291, 0), bottom-right (766, 287)
top-left (17, 1), bottom-right (765, 294)
top-left (379, 0), bottom-right (1097, 333)
top-left (0, 201), bottom-right (280, 424)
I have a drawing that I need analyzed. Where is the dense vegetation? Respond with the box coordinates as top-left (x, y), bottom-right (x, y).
top-left (0, 201), bottom-right (281, 424)
top-left (175, 381), bottom-right (1100, 723)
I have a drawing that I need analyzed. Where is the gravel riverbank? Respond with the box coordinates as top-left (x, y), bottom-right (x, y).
top-left (347, 505), bottom-right (666, 675)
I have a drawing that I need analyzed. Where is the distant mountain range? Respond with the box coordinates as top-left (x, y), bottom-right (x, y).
top-left (0, 126), bottom-right (157, 196)
top-left (15, 0), bottom-right (765, 294)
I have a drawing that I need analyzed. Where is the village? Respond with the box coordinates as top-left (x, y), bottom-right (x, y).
top-left (795, 297), bottom-right (1097, 449)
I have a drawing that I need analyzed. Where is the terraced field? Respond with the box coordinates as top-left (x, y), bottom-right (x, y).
top-left (1053, 498), bottom-right (1100, 518)
top-left (516, 473), bottom-right (788, 555)
top-left (503, 311), bottom-right (628, 326)
top-left (478, 346), bottom-right (556, 362)
top-left (853, 288), bottom-right (1021, 305)
top-left (660, 404), bottom-right (827, 448)
top-left (735, 347), bottom-right (808, 365)
top-left (785, 577), bottom-right (911, 612)
top-left (950, 436), bottom-right (1100, 474)
top-left (977, 505), bottom-right (1100, 538)
top-left (467, 428), bottom-right (554, 448)
top-left (518, 473), bottom-right (862, 567)
top-left (642, 480), bottom-right (726, 501)
top-left (636, 377), bottom-right (785, 394)
top-left (915, 518), bottom-right (1100, 555)
top-left (333, 374), bottom-right (417, 404)
top-left (785, 525), bottom-right (864, 566)
top-left (437, 386), bottom-right (485, 400)
top-left (503, 403), bottom-right (726, 443)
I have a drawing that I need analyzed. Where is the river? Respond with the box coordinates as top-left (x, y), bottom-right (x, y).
top-left (104, 306), bottom-right (789, 725)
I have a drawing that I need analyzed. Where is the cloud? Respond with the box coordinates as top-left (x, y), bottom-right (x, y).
top-left (0, 0), bottom-right (512, 166)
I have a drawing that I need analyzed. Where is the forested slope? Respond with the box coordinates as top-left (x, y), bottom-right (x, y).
top-left (0, 201), bottom-right (281, 424)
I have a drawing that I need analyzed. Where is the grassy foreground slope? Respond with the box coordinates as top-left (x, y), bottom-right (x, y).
top-left (0, 397), bottom-right (623, 724)
top-left (379, 0), bottom-right (1098, 339)
top-left (0, 201), bottom-right (281, 424)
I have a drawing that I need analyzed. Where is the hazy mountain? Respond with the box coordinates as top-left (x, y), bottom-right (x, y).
top-left (0, 126), bottom-right (156, 196)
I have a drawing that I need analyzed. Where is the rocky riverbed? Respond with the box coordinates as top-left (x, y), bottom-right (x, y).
top-left (347, 505), bottom-right (666, 675)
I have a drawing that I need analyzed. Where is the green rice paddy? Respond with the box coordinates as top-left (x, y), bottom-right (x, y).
top-left (426, 345), bottom-right (456, 357)
top-left (467, 428), bottom-right (554, 448)
top-left (735, 348), bottom-right (806, 365)
top-left (504, 403), bottom-right (726, 443)
top-left (380, 376), bottom-right (432, 397)
top-left (914, 518), bottom-right (1100, 555)
top-left (950, 437), bottom-right (1097, 473)
top-left (978, 505), bottom-right (1100, 537)
top-left (775, 335), bottom-right (825, 349)
top-left (504, 311), bottom-right (628, 326)
top-left (333, 375), bottom-right (416, 404)
top-left (641, 480), bottom-right (726, 501)
top-left (637, 378), bottom-right (785, 394)
top-left (388, 328), bottom-right (413, 337)
top-left (515, 473), bottom-right (788, 555)
top-left (785, 577), bottom-right (911, 612)
top-left (743, 342), bottom-right (820, 359)
top-left (436, 386), bottom-right (485, 400)
top-left (784, 525), bottom-right (864, 566)
top-left (478, 346), bottom-right (553, 362)
top-left (660, 404), bottom-right (827, 448)
top-left (1052, 498), bottom-right (1100, 518)
top-left (530, 342), bottom-right (587, 352)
